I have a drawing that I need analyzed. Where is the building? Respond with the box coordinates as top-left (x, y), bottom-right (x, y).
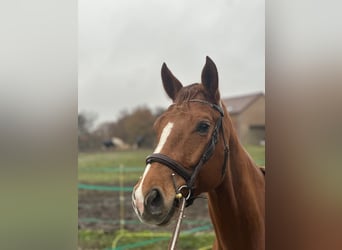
top-left (222, 92), bottom-right (265, 145)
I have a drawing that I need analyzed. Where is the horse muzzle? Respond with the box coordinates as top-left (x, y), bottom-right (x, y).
top-left (132, 187), bottom-right (176, 225)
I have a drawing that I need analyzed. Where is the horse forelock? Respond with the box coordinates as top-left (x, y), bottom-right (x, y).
top-left (174, 83), bottom-right (220, 105)
top-left (174, 83), bottom-right (204, 104)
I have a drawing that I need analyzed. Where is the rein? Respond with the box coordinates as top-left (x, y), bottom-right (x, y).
top-left (146, 99), bottom-right (230, 249)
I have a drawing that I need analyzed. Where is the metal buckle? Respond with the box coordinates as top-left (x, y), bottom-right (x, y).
top-left (176, 185), bottom-right (192, 201)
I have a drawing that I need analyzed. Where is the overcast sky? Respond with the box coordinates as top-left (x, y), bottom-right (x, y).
top-left (79, 0), bottom-right (264, 126)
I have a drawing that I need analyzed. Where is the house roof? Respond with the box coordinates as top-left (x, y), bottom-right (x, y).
top-left (222, 92), bottom-right (264, 115)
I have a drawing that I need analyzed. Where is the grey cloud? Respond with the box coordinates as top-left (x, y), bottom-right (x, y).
top-left (79, 0), bottom-right (264, 125)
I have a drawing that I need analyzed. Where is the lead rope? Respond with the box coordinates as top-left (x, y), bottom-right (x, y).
top-left (168, 197), bottom-right (186, 250)
top-left (168, 173), bottom-right (189, 250)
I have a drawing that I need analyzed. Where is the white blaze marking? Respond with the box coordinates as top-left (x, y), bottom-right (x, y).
top-left (134, 122), bottom-right (174, 214)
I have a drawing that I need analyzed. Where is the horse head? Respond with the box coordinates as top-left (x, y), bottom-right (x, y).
top-left (132, 57), bottom-right (231, 225)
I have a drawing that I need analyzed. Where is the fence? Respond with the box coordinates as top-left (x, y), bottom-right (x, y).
top-left (79, 164), bottom-right (214, 250)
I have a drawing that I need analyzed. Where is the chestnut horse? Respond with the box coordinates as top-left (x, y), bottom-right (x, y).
top-left (132, 57), bottom-right (265, 250)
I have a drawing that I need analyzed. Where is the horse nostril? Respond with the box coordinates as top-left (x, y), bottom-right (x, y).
top-left (145, 189), bottom-right (164, 215)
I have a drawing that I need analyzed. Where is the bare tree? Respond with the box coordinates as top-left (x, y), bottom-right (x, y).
top-left (78, 111), bottom-right (100, 151)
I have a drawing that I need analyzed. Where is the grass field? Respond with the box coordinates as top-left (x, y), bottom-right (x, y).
top-left (78, 149), bottom-right (151, 184)
top-left (78, 146), bottom-right (264, 184)
top-left (78, 145), bottom-right (265, 249)
top-left (79, 229), bottom-right (215, 250)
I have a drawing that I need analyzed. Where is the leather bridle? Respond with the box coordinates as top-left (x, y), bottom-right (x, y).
top-left (146, 99), bottom-right (229, 206)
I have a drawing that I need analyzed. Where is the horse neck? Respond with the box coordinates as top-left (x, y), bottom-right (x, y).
top-left (207, 116), bottom-right (265, 250)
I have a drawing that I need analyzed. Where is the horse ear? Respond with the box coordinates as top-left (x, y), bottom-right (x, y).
top-left (201, 56), bottom-right (220, 103)
top-left (161, 63), bottom-right (183, 102)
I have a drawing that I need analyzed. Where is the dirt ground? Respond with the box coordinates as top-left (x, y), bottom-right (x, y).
top-left (78, 182), bottom-right (212, 233)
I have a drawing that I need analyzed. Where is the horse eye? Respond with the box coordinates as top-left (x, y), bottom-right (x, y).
top-left (196, 122), bottom-right (210, 134)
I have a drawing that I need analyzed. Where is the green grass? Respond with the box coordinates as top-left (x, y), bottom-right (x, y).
top-left (78, 145), bottom-right (265, 184)
top-left (79, 229), bottom-right (215, 250)
top-left (244, 144), bottom-right (265, 166)
top-left (79, 229), bottom-right (115, 250)
top-left (78, 149), bottom-right (151, 168)
top-left (114, 232), bottom-right (215, 250)
top-left (78, 149), bottom-right (150, 184)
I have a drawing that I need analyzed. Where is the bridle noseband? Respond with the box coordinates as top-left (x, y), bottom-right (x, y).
top-left (146, 99), bottom-right (229, 206)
